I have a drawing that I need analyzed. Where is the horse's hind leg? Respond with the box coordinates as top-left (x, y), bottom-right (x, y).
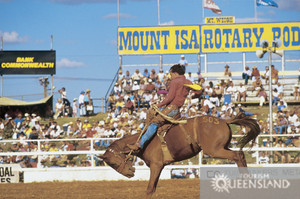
top-left (207, 148), bottom-right (247, 167)
top-left (145, 163), bottom-right (164, 199)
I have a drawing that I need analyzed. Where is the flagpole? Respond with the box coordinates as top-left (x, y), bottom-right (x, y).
top-left (117, 0), bottom-right (120, 26)
top-left (254, 0), bottom-right (257, 22)
top-left (202, 0), bottom-right (205, 24)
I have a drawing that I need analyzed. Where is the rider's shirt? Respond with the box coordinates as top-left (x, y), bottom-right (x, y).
top-left (157, 75), bottom-right (192, 108)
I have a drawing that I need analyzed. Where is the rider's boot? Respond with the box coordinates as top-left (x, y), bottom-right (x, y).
top-left (127, 123), bottom-right (158, 152)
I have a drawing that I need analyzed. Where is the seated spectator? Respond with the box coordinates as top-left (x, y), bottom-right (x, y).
top-left (115, 98), bottom-right (125, 112)
top-left (133, 91), bottom-right (142, 110)
top-left (131, 81), bottom-right (140, 92)
top-left (124, 70), bottom-right (131, 81)
top-left (107, 93), bottom-right (116, 111)
top-left (226, 82), bottom-right (237, 101)
top-left (29, 127), bottom-right (39, 139)
top-left (131, 69), bottom-right (143, 85)
top-left (242, 66), bottom-right (251, 85)
top-left (272, 88), bottom-right (280, 106)
top-left (125, 98), bottom-right (134, 114)
top-left (261, 66), bottom-right (270, 85)
top-left (293, 85), bottom-right (300, 101)
top-left (271, 65), bottom-right (279, 84)
top-left (155, 79), bottom-right (162, 90)
top-left (142, 90), bottom-right (152, 109)
top-left (274, 82), bottom-right (284, 98)
top-left (143, 68), bottom-right (150, 78)
top-left (50, 126), bottom-right (61, 139)
top-left (123, 80), bottom-right (132, 94)
top-left (258, 152), bottom-right (269, 164)
top-left (145, 79), bottom-right (155, 92)
top-left (224, 65), bottom-right (232, 78)
top-left (277, 101), bottom-right (286, 112)
top-left (204, 85), bottom-right (213, 96)
top-left (214, 85), bottom-right (223, 101)
top-left (237, 83), bottom-right (246, 102)
top-left (118, 70), bottom-right (125, 81)
top-left (113, 82), bottom-right (122, 94)
top-left (210, 90), bottom-right (220, 107)
top-left (251, 66), bottom-right (260, 81)
top-left (82, 120), bottom-right (91, 131)
top-left (186, 72), bottom-right (194, 82)
top-left (258, 88), bottom-right (268, 107)
top-left (150, 69), bottom-right (158, 83)
top-left (274, 115), bottom-right (288, 134)
top-left (252, 77), bottom-right (262, 96)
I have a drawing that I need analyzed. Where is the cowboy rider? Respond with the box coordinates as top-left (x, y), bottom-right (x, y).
top-left (127, 64), bottom-right (193, 152)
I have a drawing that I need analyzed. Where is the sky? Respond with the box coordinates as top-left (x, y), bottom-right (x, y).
top-left (0, 0), bottom-right (299, 111)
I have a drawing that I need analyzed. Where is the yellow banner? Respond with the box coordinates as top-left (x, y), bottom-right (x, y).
top-left (118, 26), bottom-right (200, 55)
top-left (201, 22), bottom-right (300, 53)
top-left (205, 16), bottom-right (235, 24)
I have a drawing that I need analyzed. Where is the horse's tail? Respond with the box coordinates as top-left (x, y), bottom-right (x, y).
top-left (226, 113), bottom-right (261, 150)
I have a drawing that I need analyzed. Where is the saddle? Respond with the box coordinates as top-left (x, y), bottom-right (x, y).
top-left (151, 106), bottom-right (200, 164)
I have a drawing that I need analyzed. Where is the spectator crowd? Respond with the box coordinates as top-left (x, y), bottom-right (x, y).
top-left (1, 61), bottom-right (299, 167)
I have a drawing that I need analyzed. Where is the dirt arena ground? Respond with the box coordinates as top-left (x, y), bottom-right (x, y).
top-left (0, 179), bottom-right (200, 199)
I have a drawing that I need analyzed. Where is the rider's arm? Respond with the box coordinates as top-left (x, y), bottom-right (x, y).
top-left (157, 81), bottom-right (176, 108)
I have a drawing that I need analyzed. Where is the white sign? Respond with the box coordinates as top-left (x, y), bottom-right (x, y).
top-left (0, 164), bottom-right (21, 183)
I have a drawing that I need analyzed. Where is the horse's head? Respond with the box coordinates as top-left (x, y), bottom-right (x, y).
top-left (101, 145), bottom-right (135, 178)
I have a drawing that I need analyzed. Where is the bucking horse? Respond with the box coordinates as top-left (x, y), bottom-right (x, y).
top-left (101, 111), bottom-right (260, 199)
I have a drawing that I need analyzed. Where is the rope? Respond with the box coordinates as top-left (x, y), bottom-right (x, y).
top-left (152, 105), bottom-right (187, 124)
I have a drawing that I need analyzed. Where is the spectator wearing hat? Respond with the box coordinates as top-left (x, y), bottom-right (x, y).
top-left (72, 98), bottom-right (78, 117)
top-left (242, 66), bottom-right (251, 85)
top-left (78, 91), bottom-right (86, 116)
top-left (178, 55), bottom-right (188, 71)
top-left (293, 84), bottom-right (300, 101)
top-left (224, 65), bottom-right (232, 78)
top-left (113, 82), bottom-right (122, 94)
top-left (146, 79), bottom-right (155, 92)
top-left (132, 69), bottom-right (143, 85)
top-left (251, 66), bottom-right (260, 81)
top-left (237, 83), bottom-right (247, 102)
top-left (251, 77), bottom-right (262, 96)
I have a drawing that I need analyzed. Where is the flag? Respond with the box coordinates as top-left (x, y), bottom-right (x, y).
top-left (256, 0), bottom-right (278, 8)
top-left (204, 0), bottom-right (222, 15)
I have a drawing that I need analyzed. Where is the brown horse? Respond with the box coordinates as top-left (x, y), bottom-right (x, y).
top-left (101, 113), bottom-right (260, 199)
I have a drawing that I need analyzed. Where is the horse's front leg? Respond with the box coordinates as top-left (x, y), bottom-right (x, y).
top-left (145, 163), bottom-right (164, 199)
